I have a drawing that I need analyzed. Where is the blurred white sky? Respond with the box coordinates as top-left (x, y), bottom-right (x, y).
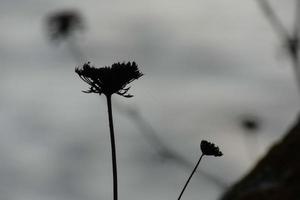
top-left (0, 0), bottom-right (299, 200)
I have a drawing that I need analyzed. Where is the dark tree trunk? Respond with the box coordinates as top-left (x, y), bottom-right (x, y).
top-left (221, 116), bottom-right (300, 200)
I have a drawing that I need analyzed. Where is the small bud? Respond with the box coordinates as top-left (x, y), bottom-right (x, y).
top-left (200, 140), bottom-right (223, 157)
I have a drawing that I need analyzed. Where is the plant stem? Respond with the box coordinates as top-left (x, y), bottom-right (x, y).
top-left (106, 95), bottom-right (118, 200)
top-left (177, 154), bottom-right (204, 200)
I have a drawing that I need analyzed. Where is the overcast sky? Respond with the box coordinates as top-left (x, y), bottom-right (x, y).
top-left (0, 0), bottom-right (299, 200)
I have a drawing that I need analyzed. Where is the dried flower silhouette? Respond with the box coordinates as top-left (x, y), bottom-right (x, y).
top-left (75, 62), bottom-right (143, 97)
top-left (177, 140), bottom-right (223, 200)
top-left (200, 140), bottom-right (223, 157)
top-left (75, 61), bottom-right (142, 200)
top-left (46, 10), bottom-right (84, 42)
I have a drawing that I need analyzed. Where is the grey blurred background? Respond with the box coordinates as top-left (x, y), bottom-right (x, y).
top-left (0, 0), bottom-right (299, 199)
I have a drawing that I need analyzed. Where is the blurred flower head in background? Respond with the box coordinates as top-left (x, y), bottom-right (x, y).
top-left (240, 115), bottom-right (261, 133)
top-left (46, 9), bottom-right (84, 42)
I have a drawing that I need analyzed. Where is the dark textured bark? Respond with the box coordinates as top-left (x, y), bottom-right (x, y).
top-left (221, 116), bottom-right (300, 200)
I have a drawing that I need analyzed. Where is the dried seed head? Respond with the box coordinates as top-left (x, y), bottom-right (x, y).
top-left (200, 140), bottom-right (223, 157)
top-left (75, 62), bottom-right (143, 97)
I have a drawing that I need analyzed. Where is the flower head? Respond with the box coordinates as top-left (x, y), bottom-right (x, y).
top-left (46, 10), bottom-right (84, 42)
top-left (240, 115), bottom-right (261, 133)
top-left (200, 140), bottom-right (223, 157)
top-left (75, 62), bottom-right (143, 97)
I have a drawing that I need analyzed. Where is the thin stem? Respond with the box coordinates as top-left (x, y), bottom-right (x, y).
top-left (177, 154), bottom-right (204, 200)
top-left (66, 36), bottom-right (86, 64)
top-left (290, 55), bottom-right (300, 96)
top-left (292, 1), bottom-right (300, 95)
top-left (106, 95), bottom-right (118, 200)
top-left (255, 0), bottom-right (290, 40)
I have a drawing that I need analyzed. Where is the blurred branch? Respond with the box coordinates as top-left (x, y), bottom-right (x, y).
top-left (293, 0), bottom-right (300, 39)
top-left (66, 36), bottom-right (87, 64)
top-left (255, 0), bottom-right (289, 39)
top-left (291, 1), bottom-right (300, 94)
top-left (255, 0), bottom-right (300, 95)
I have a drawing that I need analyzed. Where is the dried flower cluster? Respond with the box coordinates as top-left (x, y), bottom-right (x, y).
top-left (75, 62), bottom-right (143, 97)
top-left (200, 140), bottom-right (223, 157)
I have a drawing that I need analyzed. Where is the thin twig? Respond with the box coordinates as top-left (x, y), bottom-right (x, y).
top-left (66, 36), bottom-right (87, 64)
top-left (255, 0), bottom-right (290, 39)
top-left (255, 0), bottom-right (300, 94)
